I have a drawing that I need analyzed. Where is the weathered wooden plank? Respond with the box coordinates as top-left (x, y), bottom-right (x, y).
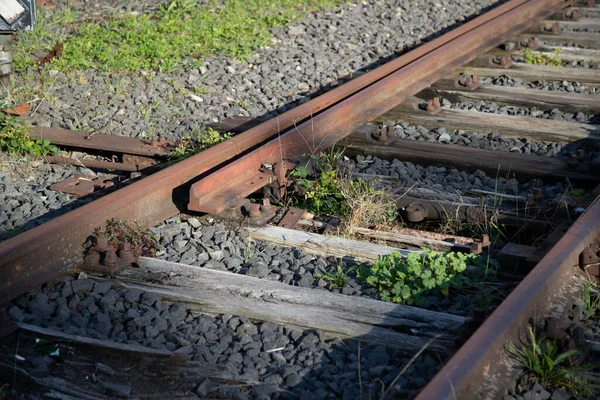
top-left (376, 107), bottom-right (600, 142)
top-left (351, 227), bottom-right (473, 252)
top-left (430, 83), bottom-right (600, 115)
top-left (248, 225), bottom-right (414, 262)
top-left (521, 32), bottom-right (600, 49)
top-left (112, 257), bottom-right (468, 355)
top-left (342, 133), bottom-right (600, 183)
top-left (455, 64), bottom-right (600, 86)
top-left (547, 18), bottom-right (600, 31)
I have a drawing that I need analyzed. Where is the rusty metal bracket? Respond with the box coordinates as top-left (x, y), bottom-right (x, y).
top-left (50, 174), bottom-right (116, 197)
top-left (579, 239), bottom-right (600, 277)
top-left (278, 207), bottom-right (306, 229)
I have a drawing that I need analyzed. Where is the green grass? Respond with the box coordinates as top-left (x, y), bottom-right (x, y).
top-left (168, 128), bottom-right (232, 162)
top-left (355, 249), bottom-right (499, 306)
top-left (509, 325), bottom-right (591, 393)
top-left (15, 0), bottom-right (344, 73)
top-left (1, 109), bottom-right (59, 156)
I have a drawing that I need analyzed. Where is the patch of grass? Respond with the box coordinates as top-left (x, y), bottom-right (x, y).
top-left (338, 177), bottom-right (398, 234)
top-left (169, 128), bottom-right (232, 162)
top-left (13, 6), bottom-right (77, 72)
top-left (93, 218), bottom-right (160, 257)
top-left (31, 0), bottom-right (344, 73)
top-left (567, 188), bottom-right (586, 198)
top-left (509, 325), bottom-right (590, 392)
top-left (289, 151), bottom-right (347, 217)
top-left (1, 110), bottom-right (59, 156)
top-left (582, 281), bottom-right (600, 319)
top-left (355, 249), bottom-right (499, 306)
top-left (523, 48), bottom-right (562, 66)
top-left (288, 150), bottom-right (397, 231)
top-left (314, 264), bottom-right (355, 288)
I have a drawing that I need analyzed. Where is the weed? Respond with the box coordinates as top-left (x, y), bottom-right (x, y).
top-left (289, 151), bottom-right (346, 217)
top-left (1, 111), bottom-right (59, 156)
top-left (39, 0), bottom-right (344, 73)
top-left (509, 325), bottom-right (590, 392)
top-left (355, 249), bottom-right (498, 306)
top-left (0, 383), bottom-right (9, 400)
top-left (523, 48), bottom-right (562, 67)
top-left (12, 6), bottom-right (77, 72)
top-left (338, 177), bottom-right (397, 234)
top-left (169, 128), bottom-right (232, 162)
top-left (93, 218), bottom-right (160, 256)
top-left (567, 188), bottom-right (586, 198)
top-left (582, 281), bottom-right (600, 319)
top-left (314, 264), bottom-right (355, 287)
top-left (288, 150), bottom-right (397, 231)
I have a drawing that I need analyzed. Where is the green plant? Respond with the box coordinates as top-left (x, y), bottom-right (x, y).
top-left (582, 282), bottom-right (600, 319)
top-left (356, 249), bottom-right (496, 306)
top-left (567, 188), bottom-right (586, 198)
top-left (509, 325), bottom-right (590, 391)
top-left (93, 218), bottom-right (160, 256)
top-left (169, 128), bottom-right (232, 162)
top-left (314, 264), bottom-right (355, 288)
top-left (0, 383), bottom-right (9, 400)
top-left (1, 112), bottom-right (59, 156)
top-left (289, 151), bottom-right (347, 216)
top-left (523, 48), bottom-right (562, 67)
top-left (31, 0), bottom-right (343, 73)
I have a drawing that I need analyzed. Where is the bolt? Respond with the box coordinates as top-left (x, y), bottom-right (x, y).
top-left (94, 234), bottom-right (109, 251)
top-left (103, 248), bottom-right (118, 268)
top-left (425, 97), bottom-right (441, 113)
top-left (118, 241), bottom-right (136, 264)
top-left (494, 55), bottom-right (512, 68)
top-left (261, 198), bottom-right (272, 212)
top-left (543, 22), bottom-right (560, 34)
top-left (460, 74), bottom-right (478, 88)
top-left (83, 251), bottom-right (100, 269)
top-left (249, 203), bottom-right (262, 218)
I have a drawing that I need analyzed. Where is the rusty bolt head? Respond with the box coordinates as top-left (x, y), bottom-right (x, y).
top-left (118, 241), bottom-right (136, 264)
top-left (261, 198), bottom-right (273, 212)
top-left (93, 234), bottom-right (109, 251)
top-left (564, 9), bottom-right (581, 21)
top-left (481, 234), bottom-right (490, 247)
top-left (83, 251), bottom-right (101, 269)
top-left (249, 203), bottom-right (262, 218)
top-left (543, 22), bottom-right (560, 34)
top-left (425, 98), bottom-right (441, 114)
top-left (103, 248), bottom-right (118, 268)
top-left (459, 74), bottom-right (479, 89)
top-left (494, 55), bottom-right (513, 68)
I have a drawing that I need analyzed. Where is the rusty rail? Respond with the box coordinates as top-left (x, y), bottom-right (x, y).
top-left (0, 0), bottom-right (568, 304)
top-left (188, 0), bottom-right (568, 213)
top-left (417, 196), bottom-right (598, 399)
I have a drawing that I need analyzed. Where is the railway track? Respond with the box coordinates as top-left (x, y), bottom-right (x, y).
top-left (2, 0), bottom-right (600, 398)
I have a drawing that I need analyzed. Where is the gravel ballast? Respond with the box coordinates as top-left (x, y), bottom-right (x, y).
top-left (9, 276), bottom-right (441, 399)
top-left (22, 0), bottom-right (500, 139)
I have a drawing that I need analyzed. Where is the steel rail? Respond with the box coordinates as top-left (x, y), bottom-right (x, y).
top-left (0, 0), bottom-right (569, 304)
top-left (188, 0), bottom-right (569, 213)
top-left (417, 196), bottom-right (599, 399)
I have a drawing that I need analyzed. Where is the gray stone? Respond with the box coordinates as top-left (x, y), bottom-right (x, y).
top-left (71, 279), bottom-right (95, 294)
